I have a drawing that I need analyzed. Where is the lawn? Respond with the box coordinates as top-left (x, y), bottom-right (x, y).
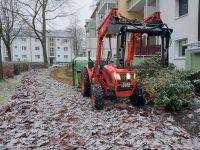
top-left (49, 68), bottom-right (73, 84)
top-left (0, 78), bottom-right (21, 106)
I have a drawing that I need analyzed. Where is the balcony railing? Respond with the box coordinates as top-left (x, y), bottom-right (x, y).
top-left (98, 0), bottom-right (117, 13)
top-left (127, 0), bottom-right (142, 12)
top-left (135, 45), bottom-right (161, 56)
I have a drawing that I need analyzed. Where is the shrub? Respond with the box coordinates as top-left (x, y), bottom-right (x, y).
top-left (20, 62), bottom-right (29, 72)
top-left (186, 71), bottom-right (200, 95)
top-left (13, 63), bottom-right (21, 75)
top-left (11, 62), bottom-right (29, 75)
top-left (142, 69), bottom-right (195, 111)
top-left (135, 57), bottom-right (176, 81)
top-left (156, 78), bottom-right (195, 111)
top-left (3, 62), bottom-right (14, 78)
top-left (30, 63), bottom-right (48, 69)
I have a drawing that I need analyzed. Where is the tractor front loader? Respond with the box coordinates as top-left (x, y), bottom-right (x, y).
top-left (81, 8), bottom-right (173, 110)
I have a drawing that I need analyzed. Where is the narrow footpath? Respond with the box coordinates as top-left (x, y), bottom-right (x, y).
top-left (0, 69), bottom-right (200, 149)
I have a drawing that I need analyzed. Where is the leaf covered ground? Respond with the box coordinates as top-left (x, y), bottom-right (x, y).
top-left (0, 69), bottom-right (200, 149)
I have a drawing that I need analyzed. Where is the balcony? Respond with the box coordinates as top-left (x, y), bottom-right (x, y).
top-left (98, 0), bottom-right (117, 14)
top-left (127, 0), bottom-right (156, 13)
top-left (135, 45), bottom-right (161, 56)
top-left (85, 19), bottom-right (96, 32)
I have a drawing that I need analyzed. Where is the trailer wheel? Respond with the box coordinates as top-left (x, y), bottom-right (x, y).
top-left (130, 83), bottom-right (146, 106)
top-left (81, 67), bottom-right (91, 97)
top-left (91, 83), bottom-right (105, 110)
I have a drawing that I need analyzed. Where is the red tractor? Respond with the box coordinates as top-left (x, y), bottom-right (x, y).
top-left (81, 8), bottom-right (173, 110)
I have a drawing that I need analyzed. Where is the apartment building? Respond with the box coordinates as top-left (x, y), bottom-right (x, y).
top-left (85, 0), bottom-right (118, 58)
top-left (85, 0), bottom-right (145, 58)
top-left (159, 0), bottom-right (200, 70)
top-left (127, 0), bottom-right (200, 70)
top-left (1, 30), bottom-right (73, 65)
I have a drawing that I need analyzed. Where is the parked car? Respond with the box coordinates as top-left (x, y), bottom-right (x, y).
top-left (51, 63), bottom-right (68, 69)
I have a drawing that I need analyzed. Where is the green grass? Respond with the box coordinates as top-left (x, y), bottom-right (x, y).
top-left (0, 78), bottom-right (21, 106)
top-left (50, 68), bottom-right (73, 84)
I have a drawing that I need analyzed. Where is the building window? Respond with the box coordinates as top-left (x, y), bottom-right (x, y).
top-left (179, 0), bottom-right (188, 17)
top-left (63, 39), bottom-right (68, 43)
top-left (89, 29), bottom-right (96, 38)
top-left (64, 47), bottom-right (68, 51)
top-left (22, 55), bottom-right (27, 59)
top-left (35, 46), bottom-right (40, 50)
top-left (50, 43), bottom-right (54, 47)
top-left (15, 55), bottom-right (18, 57)
top-left (22, 38), bottom-right (26, 42)
top-left (178, 39), bottom-right (187, 57)
top-left (50, 38), bottom-right (54, 42)
top-left (15, 46), bottom-right (17, 49)
top-left (50, 48), bottom-right (55, 56)
top-left (35, 55), bottom-right (40, 59)
top-left (57, 38), bottom-right (60, 41)
top-left (58, 55), bottom-right (60, 57)
top-left (22, 46), bottom-right (26, 51)
top-left (35, 38), bottom-right (39, 42)
top-left (64, 55), bottom-right (68, 59)
top-left (4, 50), bottom-right (8, 56)
top-left (57, 47), bottom-right (60, 49)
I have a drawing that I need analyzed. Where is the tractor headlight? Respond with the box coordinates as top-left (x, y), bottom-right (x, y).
top-left (126, 73), bottom-right (131, 80)
top-left (134, 73), bottom-right (136, 80)
top-left (114, 72), bottom-right (121, 80)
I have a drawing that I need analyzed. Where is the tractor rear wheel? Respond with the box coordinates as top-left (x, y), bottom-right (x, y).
top-left (130, 83), bottom-right (146, 106)
top-left (91, 83), bottom-right (105, 110)
top-left (81, 67), bottom-right (91, 97)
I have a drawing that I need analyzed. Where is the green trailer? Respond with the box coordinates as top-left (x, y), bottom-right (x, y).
top-left (72, 55), bottom-right (159, 87)
top-left (72, 57), bottom-right (95, 87)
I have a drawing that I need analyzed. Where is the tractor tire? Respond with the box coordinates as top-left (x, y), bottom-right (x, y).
top-left (130, 83), bottom-right (146, 106)
top-left (91, 83), bottom-right (105, 110)
top-left (81, 67), bottom-right (91, 97)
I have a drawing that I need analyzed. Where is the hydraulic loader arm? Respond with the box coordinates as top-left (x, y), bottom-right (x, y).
top-left (95, 8), bottom-right (119, 68)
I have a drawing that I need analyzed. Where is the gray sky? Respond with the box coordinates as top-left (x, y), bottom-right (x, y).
top-left (50, 0), bottom-right (94, 30)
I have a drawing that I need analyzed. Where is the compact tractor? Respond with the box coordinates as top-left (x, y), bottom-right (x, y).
top-left (81, 8), bottom-right (173, 110)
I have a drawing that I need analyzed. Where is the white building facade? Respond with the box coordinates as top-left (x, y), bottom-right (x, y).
top-left (159, 0), bottom-right (199, 69)
top-left (1, 30), bottom-right (73, 65)
top-left (127, 0), bottom-right (199, 69)
top-left (85, 0), bottom-right (117, 58)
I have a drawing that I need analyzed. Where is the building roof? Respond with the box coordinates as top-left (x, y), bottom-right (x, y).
top-left (47, 30), bottom-right (72, 38)
top-left (16, 28), bottom-right (72, 38)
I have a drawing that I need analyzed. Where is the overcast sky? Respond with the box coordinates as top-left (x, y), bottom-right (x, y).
top-left (49, 0), bottom-right (94, 30)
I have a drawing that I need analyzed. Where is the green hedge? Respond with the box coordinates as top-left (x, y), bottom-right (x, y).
top-left (135, 57), bottom-right (196, 111)
top-left (142, 69), bottom-right (195, 111)
top-left (30, 63), bottom-right (48, 69)
top-left (186, 71), bottom-right (200, 95)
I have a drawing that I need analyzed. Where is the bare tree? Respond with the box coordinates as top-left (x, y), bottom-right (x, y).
top-left (0, 0), bottom-right (22, 61)
top-left (18, 0), bottom-right (71, 65)
top-left (0, 36), bottom-right (3, 79)
top-left (68, 16), bottom-right (85, 57)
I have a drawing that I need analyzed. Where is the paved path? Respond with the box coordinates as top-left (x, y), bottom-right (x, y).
top-left (0, 69), bottom-right (200, 149)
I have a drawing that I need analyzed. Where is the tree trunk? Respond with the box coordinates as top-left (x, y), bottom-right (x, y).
top-left (6, 44), bottom-right (11, 61)
top-left (0, 47), bottom-right (3, 79)
top-left (198, 0), bottom-right (200, 41)
top-left (42, 7), bottom-right (48, 65)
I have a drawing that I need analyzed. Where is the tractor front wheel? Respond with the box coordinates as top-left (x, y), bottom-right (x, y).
top-left (81, 67), bottom-right (91, 97)
top-left (130, 83), bottom-right (146, 106)
top-left (91, 83), bottom-right (105, 110)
